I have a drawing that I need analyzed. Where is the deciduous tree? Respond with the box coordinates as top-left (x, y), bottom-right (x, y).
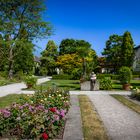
top-left (0, 0), bottom-right (52, 78)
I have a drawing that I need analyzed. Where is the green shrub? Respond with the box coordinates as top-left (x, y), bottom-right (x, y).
top-left (132, 71), bottom-right (140, 75)
top-left (71, 68), bottom-right (82, 80)
top-left (119, 67), bottom-right (132, 84)
top-left (24, 75), bottom-right (37, 88)
top-left (97, 74), bottom-right (119, 80)
top-left (133, 75), bottom-right (140, 79)
top-left (14, 71), bottom-right (25, 80)
top-left (111, 74), bottom-right (119, 80)
top-left (97, 74), bottom-right (111, 79)
top-left (99, 77), bottom-right (112, 90)
top-left (131, 87), bottom-right (140, 101)
top-left (0, 71), bottom-right (8, 78)
top-left (39, 67), bottom-right (48, 76)
top-left (52, 74), bottom-right (72, 80)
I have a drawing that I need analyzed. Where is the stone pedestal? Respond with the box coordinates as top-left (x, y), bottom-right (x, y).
top-left (80, 80), bottom-right (99, 91)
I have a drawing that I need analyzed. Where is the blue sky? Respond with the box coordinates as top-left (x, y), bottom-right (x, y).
top-left (35, 0), bottom-right (140, 56)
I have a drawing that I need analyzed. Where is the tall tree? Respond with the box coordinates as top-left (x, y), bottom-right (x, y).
top-left (57, 53), bottom-right (82, 74)
top-left (59, 39), bottom-right (97, 77)
top-left (102, 34), bottom-right (123, 72)
top-left (13, 41), bottom-right (34, 74)
top-left (40, 40), bottom-right (58, 75)
top-left (0, 0), bottom-right (52, 78)
top-left (59, 39), bottom-right (76, 55)
top-left (121, 31), bottom-right (134, 67)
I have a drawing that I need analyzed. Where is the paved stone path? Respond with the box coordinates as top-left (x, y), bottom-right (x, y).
top-left (63, 95), bottom-right (84, 140)
top-left (0, 76), bottom-right (51, 97)
top-left (88, 94), bottom-right (140, 140)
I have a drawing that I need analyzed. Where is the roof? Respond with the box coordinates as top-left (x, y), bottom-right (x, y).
top-left (134, 45), bottom-right (140, 50)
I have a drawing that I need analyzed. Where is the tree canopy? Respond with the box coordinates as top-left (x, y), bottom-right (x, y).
top-left (102, 31), bottom-right (134, 72)
top-left (40, 40), bottom-right (58, 75)
top-left (0, 0), bottom-right (52, 78)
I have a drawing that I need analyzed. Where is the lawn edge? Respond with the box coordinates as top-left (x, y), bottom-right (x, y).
top-left (111, 94), bottom-right (140, 114)
top-left (78, 94), bottom-right (109, 140)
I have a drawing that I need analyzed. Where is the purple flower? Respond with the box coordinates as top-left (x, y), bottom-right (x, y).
top-left (22, 103), bottom-right (29, 108)
top-left (19, 106), bottom-right (23, 109)
top-left (29, 105), bottom-right (35, 112)
top-left (36, 105), bottom-right (45, 110)
top-left (1, 109), bottom-right (11, 118)
top-left (60, 109), bottom-right (66, 118)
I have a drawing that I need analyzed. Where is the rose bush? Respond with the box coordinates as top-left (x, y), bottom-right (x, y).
top-left (0, 88), bottom-right (70, 139)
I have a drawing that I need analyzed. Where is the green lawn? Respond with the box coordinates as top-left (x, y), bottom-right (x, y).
top-left (0, 77), bottom-right (20, 86)
top-left (34, 79), bottom-right (80, 91)
top-left (79, 95), bottom-right (109, 140)
top-left (112, 80), bottom-right (140, 90)
top-left (0, 94), bottom-right (24, 108)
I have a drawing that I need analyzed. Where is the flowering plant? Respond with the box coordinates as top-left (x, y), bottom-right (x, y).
top-left (131, 87), bottom-right (140, 101)
top-left (0, 88), bottom-right (70, 139)
top-left (24, 75), bottom-right (37, 88)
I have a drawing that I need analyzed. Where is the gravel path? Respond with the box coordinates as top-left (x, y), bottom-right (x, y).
top-left (63, 95), bottom-right (84, 140)
top-left (70, 90), bottom-right (131, 95)
top-left (0, 76), bottom-right (51, 97)
top-left (88, 94), bottom-right (140, 140)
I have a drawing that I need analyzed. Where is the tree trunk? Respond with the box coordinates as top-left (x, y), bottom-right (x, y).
top-left (8, 47), bottom-right (14, 79)
top-left (82, 58), bottom-right (86, 78)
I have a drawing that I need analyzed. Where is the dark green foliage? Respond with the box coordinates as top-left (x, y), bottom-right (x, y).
top-left (0, 0), bottom-right (52, 78)
top-left (121, 31), bottom-right (134, 67)
top-left (99, 78), bottom-right (112, 90)
top-left (59, 39), bottom-right (77, 55)
top-left (119, 66), bottom-right (132, 84)
top-left (133, 75), bottom-right (140, 79)
top-left (102, 31), bottom-right (135, 73)
top-left (133, 71), bottom-right (140, 75)
top-left (97, 74), bottom-right (111, 79)
top-left (52, 74), bottom-right (72, 80)
top-left (40, 40), bottom-right (58, 76)
top-left (102, 34), bottom-right (123, 72)
top-left (97, 74), bottom-right (119, 80)
top-left (71, 68), bottom-right (83, 80)
top-left (13, 41), bottom-right (34, 74)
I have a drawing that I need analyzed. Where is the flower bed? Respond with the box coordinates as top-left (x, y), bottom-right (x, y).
top-left (0, 88), bottom-right (70, 139)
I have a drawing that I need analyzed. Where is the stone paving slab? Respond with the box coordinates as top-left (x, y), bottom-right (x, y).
top-left (63, 95), bottom-right (84, 140)
top-left (88, 94), bottom-right (140, 140)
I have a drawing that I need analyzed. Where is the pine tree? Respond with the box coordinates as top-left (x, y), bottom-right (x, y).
top-left (121, 31), bottom-right (134, 67)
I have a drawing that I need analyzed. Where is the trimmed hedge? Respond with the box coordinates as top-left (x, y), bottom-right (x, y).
top-left (52, 74), bottom-right (73, 80)
top-left (97, 74), bottom-right (119, 80)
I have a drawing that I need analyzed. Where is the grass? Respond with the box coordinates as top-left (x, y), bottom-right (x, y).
top-left (111, 95), bottom-right (140, 114)
top-left (112, 79), bottom-right (140, 90)
top-left (0, 94), bottom-right (25, 108)
top-left (33, 79), bottom-right (80, 91)
top-left (0, 76), bottom-right (20, 86)
top-left (79, 95), bottom-right (109, 140)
